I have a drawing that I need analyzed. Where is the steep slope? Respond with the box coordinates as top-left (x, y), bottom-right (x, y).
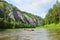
top-left (0, 0), bottom-right (42, 28)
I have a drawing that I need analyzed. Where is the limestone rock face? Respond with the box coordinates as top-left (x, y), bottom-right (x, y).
top-left (8, 10), bottom-right (41, 25)
top-left (0, 1), bottom-right (42, 26)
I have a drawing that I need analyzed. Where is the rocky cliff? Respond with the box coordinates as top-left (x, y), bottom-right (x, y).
top-left (0, 0), bottom-right (42, 27)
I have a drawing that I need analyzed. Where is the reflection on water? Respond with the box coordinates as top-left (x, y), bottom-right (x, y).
top-left (48, 28), bottom-right (60, 40)
top-left (0, 28), bottom-right (60, 40)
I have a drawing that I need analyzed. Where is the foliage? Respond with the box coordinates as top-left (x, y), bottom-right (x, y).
top-left (37, 1), bottom-right (60, 28)
top-left (0, 17), bottom-right (36, 29)
top-left (45, 1), bottom-right (60, 24)
top-left (37, 23), bottom-right (60, 28)
top-left (0, 0), bottom-right (38, 29)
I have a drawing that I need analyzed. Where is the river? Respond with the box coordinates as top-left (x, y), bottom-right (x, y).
top-left (0, 28), bottom-right (60, 40)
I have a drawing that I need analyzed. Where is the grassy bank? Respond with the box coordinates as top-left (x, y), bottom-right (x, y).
top-left (37, 23), bottom-right (60, 28)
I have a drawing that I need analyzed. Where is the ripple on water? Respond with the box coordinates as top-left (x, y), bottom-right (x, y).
top-left (0, 28), bottom-right (60, 40)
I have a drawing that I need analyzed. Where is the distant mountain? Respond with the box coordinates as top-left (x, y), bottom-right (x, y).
top-left (0, 0), bottom-right (42, 28)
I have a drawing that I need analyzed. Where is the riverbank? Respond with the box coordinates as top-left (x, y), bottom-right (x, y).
top-left (0, 23), bottom-right (60, 31)
top-left (0, 28), bottom-right (34, 32)
top-left (37, 23), bottom-right (60, 28)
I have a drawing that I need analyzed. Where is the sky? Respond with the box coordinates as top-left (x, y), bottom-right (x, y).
top-left (5, 0), bottom-right (57, 18)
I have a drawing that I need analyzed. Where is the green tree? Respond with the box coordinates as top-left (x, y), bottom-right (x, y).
top-left (45, 0), bottom-right (60, 24)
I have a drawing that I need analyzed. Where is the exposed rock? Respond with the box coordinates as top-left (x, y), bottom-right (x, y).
top-left (0, 0), bottom-right (42, 26)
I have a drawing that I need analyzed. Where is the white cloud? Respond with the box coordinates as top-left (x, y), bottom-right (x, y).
top-left (6, 0), bottom-right (56, 18)
top-left (41, 0), bottom-right (52, 4)
top-left (12, 0), bottom-right (21, 3)
top-left (16, 0), bottom-right (56, 18)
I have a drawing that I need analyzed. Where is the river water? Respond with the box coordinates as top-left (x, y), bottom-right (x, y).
top-left (0, 28), bottom-right (60, 40)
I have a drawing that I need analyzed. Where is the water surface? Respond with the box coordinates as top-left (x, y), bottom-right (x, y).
top-left (0, 28), bottom-right (60, 40)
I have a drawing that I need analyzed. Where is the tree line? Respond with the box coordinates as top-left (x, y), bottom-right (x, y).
top-left (41, 1), bottom-right (60, 25)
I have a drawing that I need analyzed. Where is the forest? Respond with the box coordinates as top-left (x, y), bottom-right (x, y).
top-left (0, 0), bottom-right (41, 29)
top-left (38, 1), bottom-right (60, 28)
top-left (0, 0), bottom-right (60, 29)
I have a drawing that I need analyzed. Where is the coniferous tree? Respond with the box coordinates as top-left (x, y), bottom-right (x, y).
top-left (45, 0), bottom-right (60, 24)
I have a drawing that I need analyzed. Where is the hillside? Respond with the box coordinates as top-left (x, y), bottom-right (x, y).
top-left (0, 0), bottom-right (42, 28)
top-left (37, 1), bottom-right (60, 28)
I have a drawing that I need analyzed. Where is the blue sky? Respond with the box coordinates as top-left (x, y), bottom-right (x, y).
top-left (5, 0), bottom-right (57, 18)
